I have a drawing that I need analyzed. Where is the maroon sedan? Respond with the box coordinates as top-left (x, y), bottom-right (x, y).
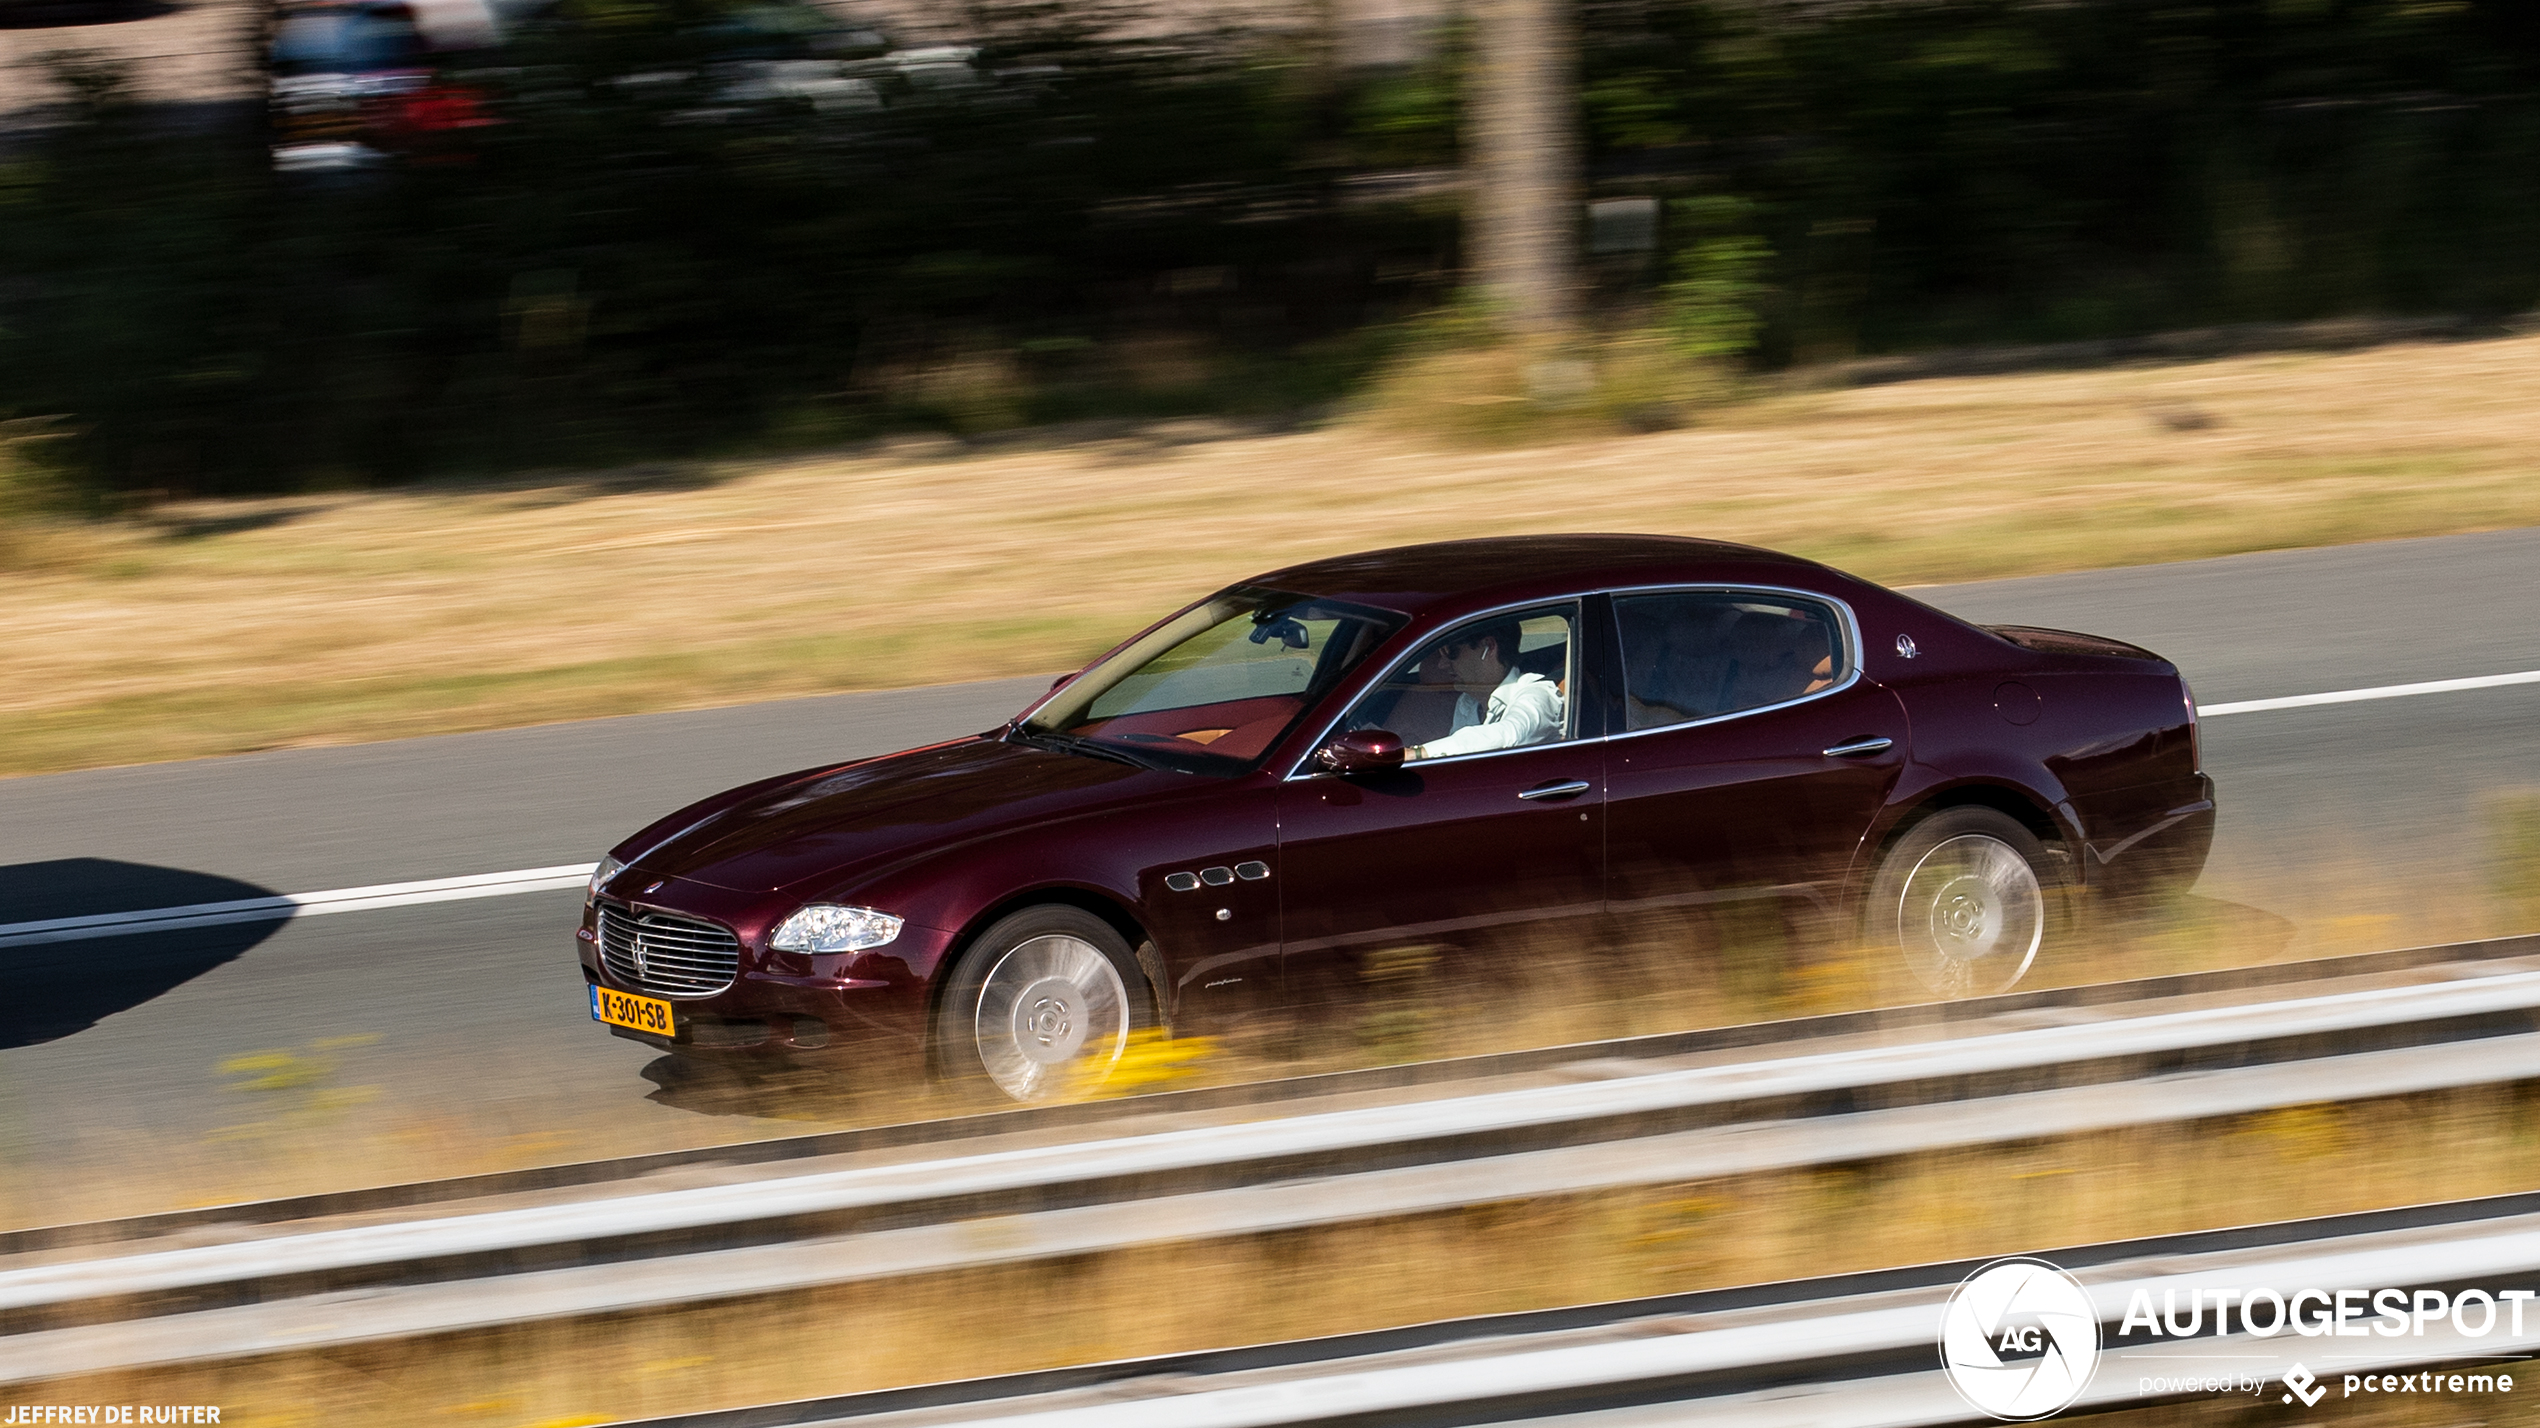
top-left (576, 536), bottom-right (2213, 1099)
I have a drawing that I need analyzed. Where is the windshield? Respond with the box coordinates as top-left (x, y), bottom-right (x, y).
top-left (1021, 586), bottom-right (1405, 775)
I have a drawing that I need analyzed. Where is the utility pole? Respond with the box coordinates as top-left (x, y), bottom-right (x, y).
top-left (1466, 0), bottom-right (1576, 336)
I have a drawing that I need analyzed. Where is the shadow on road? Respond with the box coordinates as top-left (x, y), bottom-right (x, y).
top-left (2109, 891), bottom-right (2301, 966)
top-left (0, 858), bottom-right (282, 1049)
top-left (636, 1046), bottom-right (944, 1125)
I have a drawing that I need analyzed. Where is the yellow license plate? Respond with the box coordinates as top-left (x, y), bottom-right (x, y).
top-left (590, 985), bottom-right (675, 1036)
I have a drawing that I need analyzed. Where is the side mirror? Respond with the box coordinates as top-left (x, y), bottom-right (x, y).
top-left (1317, 729), bottom-right (1405, 773)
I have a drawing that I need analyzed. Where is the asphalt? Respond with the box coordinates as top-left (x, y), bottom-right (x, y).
top-left (3, 528), bottom-right (2537, 1219)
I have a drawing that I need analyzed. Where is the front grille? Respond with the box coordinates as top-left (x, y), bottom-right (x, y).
top-left (598, 904), bottom-right (741, 998)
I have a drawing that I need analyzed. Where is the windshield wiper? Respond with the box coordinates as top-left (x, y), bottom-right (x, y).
top-left (1006, 726), bottom-right (1161, 771)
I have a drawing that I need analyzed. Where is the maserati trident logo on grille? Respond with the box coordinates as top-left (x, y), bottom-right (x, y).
top-left (631, 932), bottom-right (651, 980)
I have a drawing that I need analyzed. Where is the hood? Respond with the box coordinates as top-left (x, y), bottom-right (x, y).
top-left (623, 735), bottom-right (1149, 894)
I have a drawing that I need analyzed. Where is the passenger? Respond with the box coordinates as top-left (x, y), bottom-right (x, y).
top-left (1621, 604), bottom-right (1711, 729)
top-left (1719, 610), bottom-right (1837, 709)
top-left (1402, 620), bottom-right (1563, 761)
top-left (1794, 621), bottom-right (1838, 695)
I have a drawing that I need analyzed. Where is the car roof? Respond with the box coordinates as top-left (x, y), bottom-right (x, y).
top-left (1250, 534), bottom-right (1838, 615)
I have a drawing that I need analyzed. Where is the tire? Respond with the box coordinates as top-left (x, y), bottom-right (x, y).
top-left (934, 906), bottom-right (1154, 1103)
top-left (1866, 807), bottom-right (2059, 999)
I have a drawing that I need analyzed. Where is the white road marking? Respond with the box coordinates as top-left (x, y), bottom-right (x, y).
top-left (5, 666), bottom-right (2534, 948)
top-left (2198, 668), bottom-right (2540, 717)
top-left (0, 864), bottom-right (595, 949)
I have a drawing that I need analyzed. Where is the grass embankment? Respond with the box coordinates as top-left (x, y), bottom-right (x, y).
top-left (30, 1078), bottom-right (2540, 1428)
top-left (0, 892), bottom-right (2314, 1231)
top-left (6, 333), bottom-right (2540, 776)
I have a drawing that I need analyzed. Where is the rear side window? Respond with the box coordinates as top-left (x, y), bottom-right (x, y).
top-left (1614, 591), bottom-right (1847, 731)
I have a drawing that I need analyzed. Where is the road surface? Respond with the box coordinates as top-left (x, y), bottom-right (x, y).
top-left (2, 528), bottom-right (2535, 1223)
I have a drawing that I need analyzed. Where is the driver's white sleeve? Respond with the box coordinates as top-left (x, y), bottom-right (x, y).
top-left (1413, 678), bottom-right (1562, 758)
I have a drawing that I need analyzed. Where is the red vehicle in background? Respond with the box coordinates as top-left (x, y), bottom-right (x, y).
top-left (267, 0), bottom-right (496, 171)
top-left (574, 536), bottom-right (2217, 1102)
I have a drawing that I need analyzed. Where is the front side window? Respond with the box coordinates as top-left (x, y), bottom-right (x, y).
top-left (1342, 605), bottom-right (1578, 762)
top-left (1614, 591), bottom-right (1847, 731)
top-left (1023, 587), bottom-right (1403, 774)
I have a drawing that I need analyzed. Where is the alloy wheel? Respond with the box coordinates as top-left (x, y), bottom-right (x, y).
top-left (1894, 832), bottom-right (2044, 998)
top-left (971, 933), bottom-right (1130, 1101)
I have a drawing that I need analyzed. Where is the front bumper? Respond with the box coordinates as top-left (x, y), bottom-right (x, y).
top-left (574, 882), bottom-right (951, 1057)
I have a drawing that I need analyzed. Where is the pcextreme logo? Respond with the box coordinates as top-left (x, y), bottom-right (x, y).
top-left (1936, 1261), bottom-right (2528, 1420)
top-left (2282, 1364), bottom-right (2328, 1406)
top-left (1940, 1258), bottom-right (2102, 1420)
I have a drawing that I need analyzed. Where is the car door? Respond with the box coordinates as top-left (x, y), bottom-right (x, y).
top-left (1602, 587), bottom-right (1907, 948)
top-left (1126, 784), bottom-right (1285, 1028)
top-left (1276, 602), bottom-right (1605, 1008)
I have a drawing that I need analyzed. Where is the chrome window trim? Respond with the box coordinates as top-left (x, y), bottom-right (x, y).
top-left (1282, 596), bottom-right (1587, 781)
top-left (1604, 582), bottom-right (1868, 743)
top-left (1604, 666), bottom-right (1864, 743)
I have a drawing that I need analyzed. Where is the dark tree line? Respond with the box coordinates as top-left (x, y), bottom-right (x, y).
top-left (3, 0), bottom-right (2536, 495)
top-left (1579, 0), bottom-right (2540, 357)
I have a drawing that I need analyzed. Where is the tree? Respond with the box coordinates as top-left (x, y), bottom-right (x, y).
top-left (1466, 0), bottom-right (1577, 335)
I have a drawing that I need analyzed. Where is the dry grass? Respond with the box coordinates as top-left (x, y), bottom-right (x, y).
top-left (0, 890), bottom-right (2303, 1233)
top-left (2496, 791), bottom-right (2540, 934)
top-left (28, 1078), bottom-right (2539, 1428)
top-left (6, 334), bottom-right (2540, 774)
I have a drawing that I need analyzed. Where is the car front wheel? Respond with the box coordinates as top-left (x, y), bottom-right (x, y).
top-left (935, 906), bottom-right (1153, 1102)
top-left (1868, 807), bottom-right (2058, 999)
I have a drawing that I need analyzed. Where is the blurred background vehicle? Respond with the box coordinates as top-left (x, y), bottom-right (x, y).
top-left (598, 0), bottom-right (898, 122)
top-left (693, 1), bottom-right (893, 114)
top-left (265, 0), bottom-right (498, 170)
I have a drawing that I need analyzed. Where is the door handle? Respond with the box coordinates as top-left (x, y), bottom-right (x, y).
top-left (1518, 779), bottom-right (1593, 801)
top-left (1822, 736), bottom-right (1895, 758)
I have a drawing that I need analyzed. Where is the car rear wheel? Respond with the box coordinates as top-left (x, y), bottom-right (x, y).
top-left (1868, 807), bottom-right (2056, 999)
top-left (936, 906), bottom-right (1153, 1102)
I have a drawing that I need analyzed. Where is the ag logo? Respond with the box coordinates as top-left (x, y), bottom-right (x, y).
top-left (1939, 1258), bottom-right (2101, 1420)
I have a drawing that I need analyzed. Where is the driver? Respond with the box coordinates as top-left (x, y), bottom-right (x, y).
top-left (1403, 620), bottom-right (1563, 761)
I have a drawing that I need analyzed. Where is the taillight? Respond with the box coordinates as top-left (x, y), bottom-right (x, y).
top-left (2181, 677), bottom-right (2202, 772)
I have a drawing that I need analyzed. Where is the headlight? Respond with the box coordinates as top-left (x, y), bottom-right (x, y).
top-left (588, 856), bottom-right (625, 900)
top-left (770, 904), bottom-right (904, 953)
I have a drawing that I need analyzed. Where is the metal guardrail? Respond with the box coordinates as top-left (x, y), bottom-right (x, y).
top-left (607, 1190), bottom-right (2540, 1428)
top-left (5, 936), bottom-right (2538, 1383)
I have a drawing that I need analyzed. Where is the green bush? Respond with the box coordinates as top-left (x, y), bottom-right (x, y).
top-left (1660, 197), bottom-right (1773, 361)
